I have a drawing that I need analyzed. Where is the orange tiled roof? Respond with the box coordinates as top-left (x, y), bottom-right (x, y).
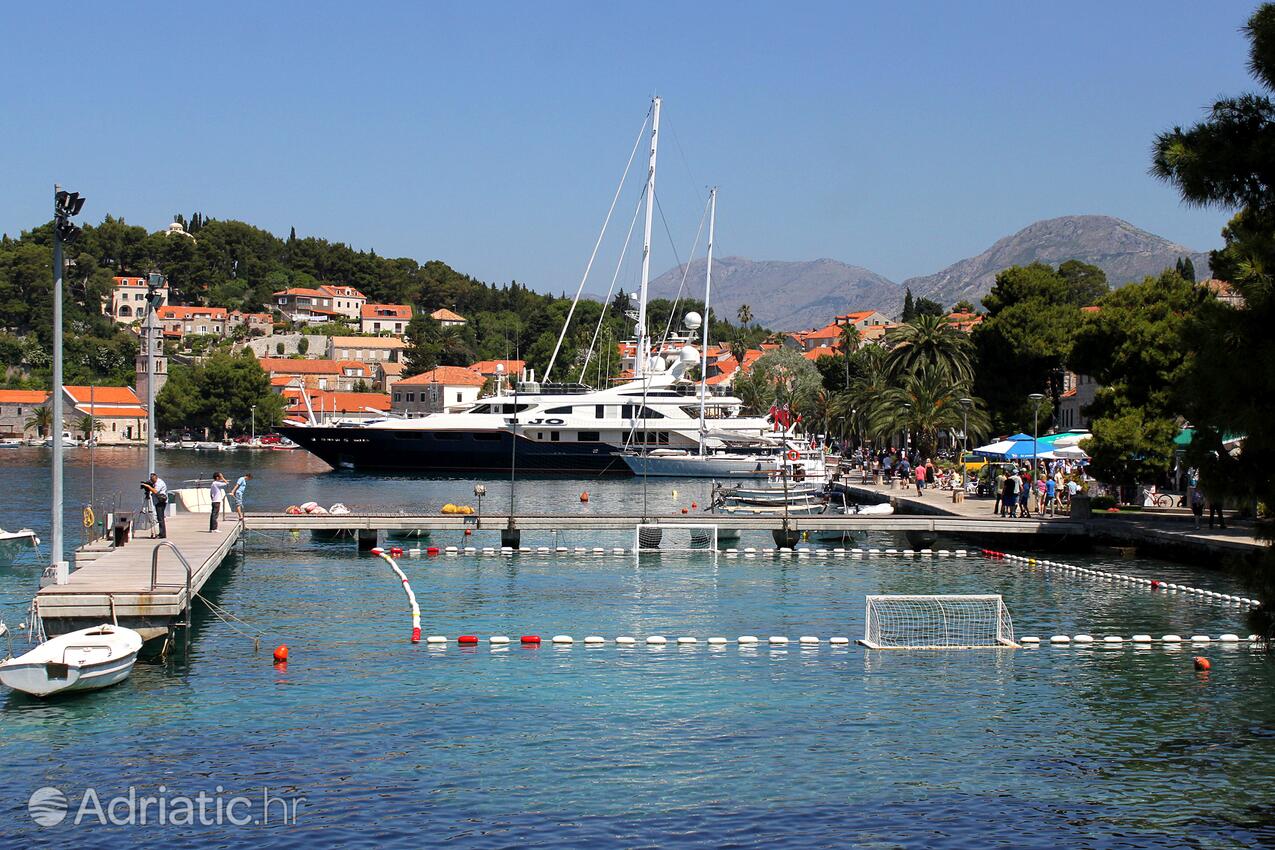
top-left (0, 389), bottom-right (50, 404)
top-left (158, 305), bottom-right (228, 320)
top-left (319, 285), bottom-right (366, 299)
top-left (63, 386), bottom-right (140, 405)
top-left (274, 287), bottom-right (329, 298)
top-left (256, 357), bottom-right (347, 375)
top-left (76, 404), bottom-right (147, 417)
top-left (469, 359), bottom-right (525, 375)
top-left (803, 349), bottom-right (836, 361)
top-left (361, 304), bottom-right (413, 320)
top-left (431, 308), bottom-right (466, 322)
top-left (285, 391), bottom-right (390, 414)
top-left (396, 366), bottom-right (486, 387)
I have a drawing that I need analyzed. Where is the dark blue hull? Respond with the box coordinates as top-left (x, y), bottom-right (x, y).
top-left (278, 426), bottom-right (633, 476)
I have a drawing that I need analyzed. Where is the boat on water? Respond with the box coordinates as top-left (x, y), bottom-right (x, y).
top-left (0, 527), bottom-right (40, 563)
top-left (279, 99), bottom-right (775, 476)
top-left (0, 623), bottom-right (142, 697)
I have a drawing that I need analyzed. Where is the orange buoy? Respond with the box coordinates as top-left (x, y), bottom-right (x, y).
top-left (521, 635), bottom-right (541, 645)
top-left (426, 546), bottom-right (440, 556)
top-left (389, 546), bottom-right (404, 556)
top-left (273, 645), bottom-right (289, 663)
top-left (458, 635), bottom-right (479, 645)
top-left (464, 528), bottom-right (472, 536)
top-left (1194, 656), bottom-right (1211, 671)
top-left (691, 502), bottom-right (697, 509)
top-left (580, 492), bottom-right (590, 502)
top-left (681, 507), bottom-right (689, 514)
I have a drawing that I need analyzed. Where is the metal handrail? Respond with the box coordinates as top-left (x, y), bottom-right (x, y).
top-left (149, 540), bottom-right (194, 631)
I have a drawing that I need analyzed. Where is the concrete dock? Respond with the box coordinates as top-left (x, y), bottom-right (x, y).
top-left (36, 514), bottom-right (242, 641)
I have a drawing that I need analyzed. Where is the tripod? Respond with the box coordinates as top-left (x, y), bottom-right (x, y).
top-left (138, 487), bottom-right (160, 538)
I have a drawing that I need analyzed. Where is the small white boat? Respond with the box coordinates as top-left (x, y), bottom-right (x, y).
top-left (0, 527), bottom-right (40, 563)
top-left (0, 624), bottom-right (142, 697)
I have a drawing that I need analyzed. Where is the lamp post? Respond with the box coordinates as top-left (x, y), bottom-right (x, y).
top-left (959, 397), bottom-right (972, 457)
top-left (1029, 393), bottom-right (1045, 470)
top-left (902, 402), bottom-right (912, 459)
top-left (49, 186), bottom-right (85, 581)
top-left (251, 404), bottom-right (257, 443)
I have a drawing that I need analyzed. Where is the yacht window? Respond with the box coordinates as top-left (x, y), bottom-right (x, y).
top-left (469, 404), bottom-right (490, 414)
top-left (434, 432), bottom-right (460, 441)
top-left (472, 432), bottom-right (501, 441)
top-left (546, 406), bottom-right (573, 414)
top-left (393, 432), bottom-right (423, 440)
top-left (550, 431), bottom-right (560, 442)
top-left (595, 405), bottom-right (604, 419)
top-left (578, 430), bottom-right (600, 442)
top-left (621, 404), bottom-right (634, 419)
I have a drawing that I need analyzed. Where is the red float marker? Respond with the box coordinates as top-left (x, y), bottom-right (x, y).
top-left (458, 635), bottom-right (479, 645)
top-left (427, 546), bottom-right (440, 556)
top-left (521, 635), bottom-right (541, 645)
top-left (411, 627), bottom-right (421, 643)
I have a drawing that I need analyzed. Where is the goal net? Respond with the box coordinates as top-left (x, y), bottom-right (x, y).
top-left (633, 524), bottom-right (720, 553)
top-left (860, 594), bottom-right (1018, 649)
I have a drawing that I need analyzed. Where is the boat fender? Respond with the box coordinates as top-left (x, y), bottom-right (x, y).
top-left (273, 645), bottom-right (289, 662)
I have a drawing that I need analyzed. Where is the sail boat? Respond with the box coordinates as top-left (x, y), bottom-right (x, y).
top-left (620, 188), bottom-right (824, 479)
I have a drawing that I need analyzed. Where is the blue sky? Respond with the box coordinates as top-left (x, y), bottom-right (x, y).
top-left (1, 2), bottom-right (1259, 292)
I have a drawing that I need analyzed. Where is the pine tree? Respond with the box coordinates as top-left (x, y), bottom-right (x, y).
top-left (1182, 257), bottom-right (1196, 282)
top-left (902, 288), bottom-right (915, 322)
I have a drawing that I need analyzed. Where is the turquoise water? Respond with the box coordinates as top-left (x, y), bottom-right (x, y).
top-left (1, 448), bottom-right (1273, 848)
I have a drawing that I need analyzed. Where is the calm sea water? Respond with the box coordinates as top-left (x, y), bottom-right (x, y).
top-left (1, 447), bottom-right (1272, 848)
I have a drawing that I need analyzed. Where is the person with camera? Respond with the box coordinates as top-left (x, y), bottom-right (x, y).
top-left (141, 471), bottom-right (169, 538)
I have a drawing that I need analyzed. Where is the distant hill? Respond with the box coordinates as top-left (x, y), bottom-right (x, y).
top-left (645, 215), bottom-right (1212, 330)
top-left (897, 215), bottom-right (1212, 313)
top-left (647, 256), bottom-right (899, 331)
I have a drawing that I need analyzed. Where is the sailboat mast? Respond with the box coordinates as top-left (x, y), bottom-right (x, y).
top-left (699, 187), bottom-right (716, 455)
top-left (636, 95), bottom-right (661, 378)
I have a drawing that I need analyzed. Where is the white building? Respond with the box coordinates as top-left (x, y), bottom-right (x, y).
top-left (390, 366), bottom-right (486, 416)
top-left (108, 276), bottom-right (168, 325)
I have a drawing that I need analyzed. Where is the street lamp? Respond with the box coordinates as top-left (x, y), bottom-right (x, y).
top-left (1029, 393), bottom-right (1045, 469)
top-left (251, 404), bottom-right (257, 443)
top-left (49, 185), bottom-right (86, 582)
top-left (959, 397), bottom-right (972, 457)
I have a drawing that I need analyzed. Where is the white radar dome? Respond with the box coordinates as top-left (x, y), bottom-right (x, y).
top-left (684, 311), bottom-right (702, 330)
top-left (678, 345), bottom-right (699, 364)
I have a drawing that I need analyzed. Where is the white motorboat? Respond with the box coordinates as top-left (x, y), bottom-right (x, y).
top-left (0, 624), bottom-right (142, 697)
top-left (0, 527), bottom-right (40, 563)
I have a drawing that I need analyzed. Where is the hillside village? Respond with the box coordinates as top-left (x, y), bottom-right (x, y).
top-left (0, 266), bottom-right (1089, 442)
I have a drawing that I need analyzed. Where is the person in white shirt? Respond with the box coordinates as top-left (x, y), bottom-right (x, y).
top-left (208, 472), bottom-right (227, 533)
top-left (141, 472), bottom-right (169, 538)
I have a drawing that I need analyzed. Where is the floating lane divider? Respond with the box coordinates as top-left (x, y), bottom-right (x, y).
top-left (395, 546), bottom-right (971, 559)
top-left (371, 547), bottom-right (422, 643)
top-left (415, 635), bottom-right (856, 647)
top-left (978, 549), bottom-right (1261, 609)
top-left (1019, 632), bottom-right (1258, 647)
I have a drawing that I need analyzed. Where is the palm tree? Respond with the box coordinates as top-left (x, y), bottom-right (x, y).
top-left (837, 323), bottom-right (861, 390)
top-left (864, 366), bottom-right (989, 459)
top-left (24, 405), bottom-right (54, 438)
top-left (77, 414), bottom-right (105, 442)
top-left (737, 304), bottom-right (753, 327)
top-left (884, 314), bottom-right (974, 383)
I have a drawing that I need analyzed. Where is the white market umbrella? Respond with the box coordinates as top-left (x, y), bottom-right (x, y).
top-left (1053, 445), bottom-right (1089, 460)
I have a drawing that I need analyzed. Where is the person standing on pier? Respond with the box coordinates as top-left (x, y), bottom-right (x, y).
top-left (915, 463), bottom-right (926, 495)
top-left (1018, 467), bottom-right (1033, 519)
top-left (141, 472), bottom-right (168, 538)
top-left (209, 472), bottom-right (227, 533)
top-left (994, 468), bottom-right (1006, 514)
top-left (232, 472), bottom-right (253, 521)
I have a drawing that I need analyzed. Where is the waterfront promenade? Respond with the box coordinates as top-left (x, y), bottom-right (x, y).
top-left (837, 478), bottom-right (1268, 556)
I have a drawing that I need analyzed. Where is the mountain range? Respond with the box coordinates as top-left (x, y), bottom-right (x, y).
top-left (647, 215), bottom-right (1213, 330)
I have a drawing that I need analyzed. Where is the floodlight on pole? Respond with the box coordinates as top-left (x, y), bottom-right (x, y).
top-left (959, 397), bottom-right (972, 455)
top-left (48, 184), bottom-right (86, 585)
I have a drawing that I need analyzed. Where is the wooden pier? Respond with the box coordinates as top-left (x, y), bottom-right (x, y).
top-left (36, 514), bottom-right (242, 641)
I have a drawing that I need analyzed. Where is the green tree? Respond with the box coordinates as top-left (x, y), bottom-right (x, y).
top-left (1069, 271), bottom-right (1197, 493)
top-left (402, 315), bottom-right (442, 377)
top-left (863, 366), bottom-right (989, 459)
top-left (885, 313), bottom-right (974, 383)
top-left (736, 304), bottom-right (753, 327)
top-left (901, 288), bottom-right (915, 322)
top-left (913, 296), bottom-right (944, 318)
top-left (24, 405), bottom-right (53, 437)
top-left (951, 299), bottom-right (977, 314)
top-left (972, 263), bottom-right (1083, 432)
top-left (1152, 2), bottom-right (1275, 531)
top-left (297, 336), bottom-right (309, 356)
top-left (156, 352), bottom-right (283, 435)
top-left (731, 348), bottom-right (821, 416)
top-left (1056, 260), bottom-right (1109, 306)
top-left (76, 413), bottom-right (105, 442)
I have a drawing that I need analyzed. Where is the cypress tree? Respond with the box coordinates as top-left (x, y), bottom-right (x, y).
top-left (902, 288), bottom-right (915, 322)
